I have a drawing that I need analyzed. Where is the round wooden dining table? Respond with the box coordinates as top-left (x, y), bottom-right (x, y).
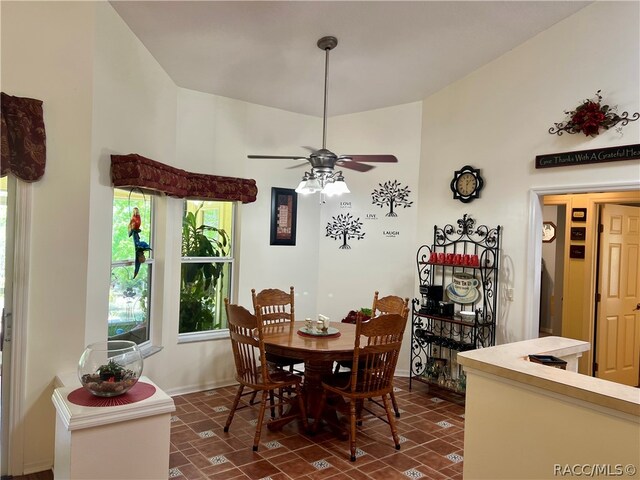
top-left (261, 320), bottom-right (357, 436)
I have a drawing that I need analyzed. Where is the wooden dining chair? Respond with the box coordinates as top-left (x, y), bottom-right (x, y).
top-left (312, 312), bottom-right (408, 461)
top-left (372, 292), bottom-right (409, 418)
top-left (251, 287), bottom-right (302, 373)
top-left (223, 299), bottom-right (308, 451)
top-left (372, 291), bottom-right (410, 319)
top-left (335, 292), bottom-right (409, 417)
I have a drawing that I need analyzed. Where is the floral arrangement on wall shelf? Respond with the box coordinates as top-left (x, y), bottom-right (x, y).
top-left (549, 90), bottom-right (639, 137)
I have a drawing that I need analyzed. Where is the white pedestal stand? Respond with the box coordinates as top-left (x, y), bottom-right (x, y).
top-left (52, 375), bottom-right (175, 480)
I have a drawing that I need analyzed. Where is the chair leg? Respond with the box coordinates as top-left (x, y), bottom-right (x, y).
top-left (390, 390), bottom-right (400, 418)
top-left (252, 390), bottom-right (269, 452)
top-left (224, 384), bottom-right (244, 432)
top-left (382, 393), bottom-right (401, 450)
top-left (249, 391), bottom-right (258, 405)
top-left (334, 363), bottom-right (341, 374)
top-left (349, 399), bottom-right (357, 462)
top-left (310, 389), bottom-right (327, 434)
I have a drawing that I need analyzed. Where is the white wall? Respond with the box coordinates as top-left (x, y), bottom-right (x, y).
top-left (418, 1), bottom-right (640, 346)
top-left (174, 89), bottom-right (323, 313)
top-left (317, 103), bottom-right (423, 373)
top-left (149, 89), bottom-right (324, 394)
top-left (173, 97), bottom-right (422, 382)
top-left (2, 0), bottom-right (639, 473)
top-left (87, 2), bottom-right (178, 347)
top-left (1, 2), bottom-right (96, 472)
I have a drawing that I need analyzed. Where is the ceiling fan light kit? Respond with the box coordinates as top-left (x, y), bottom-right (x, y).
top-left (248, 36), bottom-right (398, 198)
top-left (295, 171), bottom-right (350, 196)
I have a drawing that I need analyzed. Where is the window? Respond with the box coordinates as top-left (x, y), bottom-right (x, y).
top-left (179, 200), bottom-right (234, 337)
top-left (109, 189), bottom-right (153, 345)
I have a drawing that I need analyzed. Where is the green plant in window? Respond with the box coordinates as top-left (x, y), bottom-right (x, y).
top-left (179, 207), bottom-right (230, 333)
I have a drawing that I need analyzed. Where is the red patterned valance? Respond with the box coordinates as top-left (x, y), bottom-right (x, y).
top-left (1, 92), bottom-right (47, 182)
top-left (111, 154), bottom-right (257, 204)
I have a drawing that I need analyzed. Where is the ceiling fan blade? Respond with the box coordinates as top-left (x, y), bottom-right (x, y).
top-left (339, 154), bottom-right (398, 163)
top-left (301, 146), bottom-right (319, 153)
top-left (247, 155), bottom-right (308, 160)
top-left (337, 160), bottom-right (375, 172)
top-left (286, 162), bottom-right (311, 170)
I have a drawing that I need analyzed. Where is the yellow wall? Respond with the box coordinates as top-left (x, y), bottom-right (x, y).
top-left (463, 372), bottom-right (640, 479)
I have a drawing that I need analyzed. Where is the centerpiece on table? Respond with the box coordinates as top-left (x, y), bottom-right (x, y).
top-left (341, 307), bottom-right (372, 324)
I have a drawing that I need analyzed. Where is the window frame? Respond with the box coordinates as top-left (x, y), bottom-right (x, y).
top-left (178, 200), bottom-right (236, 343)
top-left (108, 188), bottom-right (156, 347)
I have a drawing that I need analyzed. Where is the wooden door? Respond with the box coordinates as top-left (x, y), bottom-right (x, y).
top-left (595, 204), bottom-right (640, 386)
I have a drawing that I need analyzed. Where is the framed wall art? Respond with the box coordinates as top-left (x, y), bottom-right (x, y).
top-left (270, 187), bottom-right (297, 246)
top-left (571, 208), bottom-right (587, 222)
top-left (570, 227), bottom-right (586, 241)
top-left (569, 245), bottom-right (585, 259)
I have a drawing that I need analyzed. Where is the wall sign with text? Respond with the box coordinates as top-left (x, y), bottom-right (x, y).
top-left (535, 144), bottom-right (640, 169)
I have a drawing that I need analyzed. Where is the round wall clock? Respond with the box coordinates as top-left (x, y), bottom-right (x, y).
top-left (450, 165), bottom-right (484, 203)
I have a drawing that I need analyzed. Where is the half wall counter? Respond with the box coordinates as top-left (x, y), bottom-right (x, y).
top-left (458, 337), bottom-right (639, 479)
top-left (52, 373), bottom-right (175, 479)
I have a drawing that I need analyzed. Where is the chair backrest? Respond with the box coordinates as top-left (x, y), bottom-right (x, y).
top-left (251, 286), bottom-right (295, 325)
top-left (225, 299), bottom-right (269, 387)
top-left (350, 313), bottom-right (408, 395)
top-left (372, 291), bottom-right (410, 319)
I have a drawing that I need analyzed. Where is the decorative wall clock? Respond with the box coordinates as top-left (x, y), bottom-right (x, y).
top-left (542, 221), bottom-right (557, 243)
top-left (450, 165), bottom-right (484, 203)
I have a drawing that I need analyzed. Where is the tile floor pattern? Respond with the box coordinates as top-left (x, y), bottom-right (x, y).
top-left (169, 377), bottom-right (465, 480)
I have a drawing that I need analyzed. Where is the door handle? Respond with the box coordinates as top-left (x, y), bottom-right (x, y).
top-left (634, 303), bottom-right (640, 311)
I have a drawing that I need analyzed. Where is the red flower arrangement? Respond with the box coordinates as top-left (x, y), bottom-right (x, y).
top-left (549, 90), bottom-right (639, 137)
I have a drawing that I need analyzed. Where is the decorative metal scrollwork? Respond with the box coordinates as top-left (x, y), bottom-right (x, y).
top-left (434, 214), bottom-right (501, 251)
top-left (410, 215), bottom-right (501, 393)
top-left (550, 111), bottom-right (640, 136)
top-left (548, 90), bottom-right (640, 137)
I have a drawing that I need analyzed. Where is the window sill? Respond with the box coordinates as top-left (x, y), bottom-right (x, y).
top-left (177, 329), bottom-right (230, 344)
top-left (140, 344), bottom-right (163, 359)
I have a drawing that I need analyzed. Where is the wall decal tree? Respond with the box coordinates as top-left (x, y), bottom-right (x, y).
top-left (326, 213), bottom-right (365, 249)
top-left (371, 180), bottom-right (413, 217)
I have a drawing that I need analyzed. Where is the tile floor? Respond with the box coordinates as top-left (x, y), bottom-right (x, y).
top-left (168, 377), bottom-right (465, 480)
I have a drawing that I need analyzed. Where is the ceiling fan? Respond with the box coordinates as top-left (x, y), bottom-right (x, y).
top-left (247, 36), bottom-right (398, 195)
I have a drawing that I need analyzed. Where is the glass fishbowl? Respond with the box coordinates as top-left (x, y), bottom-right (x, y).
top-left (78, 340), bottom-right (143, 397)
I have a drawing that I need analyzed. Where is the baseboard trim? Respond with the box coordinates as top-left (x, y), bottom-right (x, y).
top-left (165, 370), bottom-right (410, 397)
top-left (23, 460), bottom-right (52, 476)
top-left (164, 379), bottom-right (238, 397)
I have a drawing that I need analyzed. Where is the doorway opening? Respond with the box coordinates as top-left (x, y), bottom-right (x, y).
top-left (539, 203), bottom-right (566, 338)
top-left (530, 186), bottom-right (640, 382)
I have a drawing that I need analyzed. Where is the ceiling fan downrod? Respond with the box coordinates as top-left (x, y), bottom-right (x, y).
top-left (318, 36), bottom-right (338, 151)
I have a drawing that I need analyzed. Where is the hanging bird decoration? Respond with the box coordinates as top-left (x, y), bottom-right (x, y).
top-left (128, 207), bottom-right (151, 278)
top-left (128, 207), bottom-right (141, 235)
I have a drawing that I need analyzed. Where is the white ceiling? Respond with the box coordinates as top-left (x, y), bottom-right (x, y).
top-left (110, 1), bottom-right (590, 117)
